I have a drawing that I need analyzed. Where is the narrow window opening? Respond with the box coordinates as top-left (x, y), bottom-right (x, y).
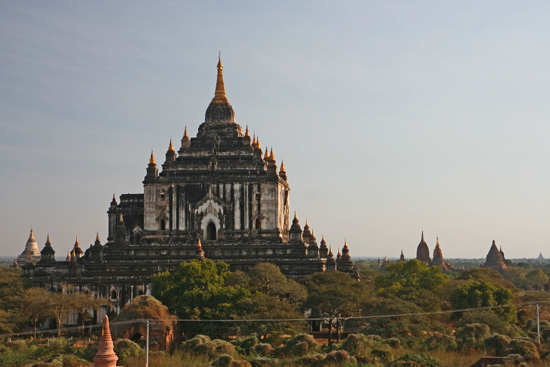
top-left (207, 222), bottom-right (217, 240)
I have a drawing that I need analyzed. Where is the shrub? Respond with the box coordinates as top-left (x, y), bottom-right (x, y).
top-left (507, 338), bottom-right (539, 359)
top-left (371, 348), bottom-right (393, 363)
top-left (231, 335), bottom-right (259, 353)
top-left (6, 340), bottom-right (28, 352)
top-left (249, 357), bottom-right (277, 367)
top-left (484, 334), bottom-right (511, 356)
top-left (385, 337), bottom-right (401, 349)
top-left (391, 353), bottom-right (440, 367)
top-left (253, 343), bottom-right (273, 356)
top-left (272, 334), bottom-right (320, 357)
top-left (317, 350), bottom-right (357, 366)
top-left (181, 334), bottom-right (212, 351)
top-left (503, 354), bottom-right (523, 367)
top-left (193, 339), bottom-right (235, 360)
top-left (455, 323), bottom-right (490, 351)
top-left (114, 338), bottom-right (144, 365)
top-left (425, 332), bottom-right (457, 351)
top-left (290, 341), bottom-right (310, 357)
top-left (228, 361), bottom-right (252, 367)
top-left (210, 354), bottom-right (233, 367)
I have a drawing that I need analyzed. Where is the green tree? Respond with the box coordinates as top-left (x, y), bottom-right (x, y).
top-left (234, 262), bottom-right (307, 305)
top-left (152, 260), bottom-right (251, 337)
top-left (525, 269), bottom-right (549, 290)
top-left (450, 281), bottom-right (516, 324)
top-left (20, 287), bottom-right (51, 338)
top-left (375, 259), bottom-right (448, 293)
top-left (235, 294), bottom-right (306, 341)
top-left (361, 298), bottom-right (431, 346)
top-left (301, 271), bottom-right (368, 344)
top-left (458, 268), bottom-right (515, 290)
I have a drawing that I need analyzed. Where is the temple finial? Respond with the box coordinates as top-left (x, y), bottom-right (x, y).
top-left (96, 232), bottom-right (100, 242)
top-left (280, 161), bottom-right (286, 172)
top-left (212, 53), bottom-right (228, 103)
top-left (168, 139), bottom-right (174, 151)
top-left (245, 126), bottom-right (250, 137)
top-left (150, 151), bottom-right (155, 164)
top-left (183, 126), bottom-right (188, 138)
top-left (264, 148), bottom-right (269, 160)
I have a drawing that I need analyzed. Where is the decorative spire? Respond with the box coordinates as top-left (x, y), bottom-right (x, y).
top-left (74, 236), bottom-right (80, 248)
top-left (149, 151), bottom-right (155, 164)
top-left (264, 148), bottom-right (269, 160)
top-left (168, 139), bottom-right (175, 151)
top-left (111, 194), bottom-right (116, 203)
top-left (256, 137), bottom-right (261, 150)
top-left (329, 245), bottom-right (333, 255)
top-left (183, 126), bottom-right (188, 139)
top-left (294, 211), bottom-right (297, 220)
top-left (197, 238), bottom-right (202, 249)
top-left (343, 239), bottom-right (348, 249)
top-left (280, 161), bottom-right (286, 172)
top-left (96, 232), bottom-right (100, 242)
top-left (66, 251), bottom-right (70, 261)
top-left (93, 316), bottom-right (118, 367)
top-left (245, 126), bottom-right (250, 137)
top-left (46, 234), bottom-right (50, 244)
top-left (28, 228), bottom-right (35, 242)
top-left (269, 148), bottom-right (275, 161)
top-left (212, 54), bottom-right (228, 103)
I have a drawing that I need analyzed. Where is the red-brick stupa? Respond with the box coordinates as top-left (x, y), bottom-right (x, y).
top-left (93, 315), bottom-right (119, 367)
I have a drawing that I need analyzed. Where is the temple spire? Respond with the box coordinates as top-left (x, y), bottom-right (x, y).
top-left (212, 54), bottom-right (228, 103)
top-left (150, 151), bottom-right (155, 164)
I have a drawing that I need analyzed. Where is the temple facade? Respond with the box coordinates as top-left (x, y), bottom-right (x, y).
top-left (22, 58), bottom-right (359, 314)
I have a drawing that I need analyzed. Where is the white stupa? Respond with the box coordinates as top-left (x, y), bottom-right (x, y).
top-left (17, 229), bottom-right (41, 264)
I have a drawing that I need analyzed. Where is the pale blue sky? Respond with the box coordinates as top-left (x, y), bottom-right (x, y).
top-left (1, 1), bottom-right (549, 259)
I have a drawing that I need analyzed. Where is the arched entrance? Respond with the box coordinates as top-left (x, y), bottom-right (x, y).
top-left (206, 222), bottom-right (217, 240)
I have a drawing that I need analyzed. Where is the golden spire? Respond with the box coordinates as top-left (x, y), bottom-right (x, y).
top-left (264, 148), bottom-right (269, 160)
top-left (149, 151), bottom-right (155, 164)
top-left (183, 126), bottom-right (188, 139)
top-left (75, 236), bottom-right (80, 248)
top-left (269, 148), bottom-right (275, 161)
top-left (294, 211), bottom-right (297, 220)
top-left (252, 134), bottom-right (256, 146)
top-left (256, 137), bottom-right (261, 150)
top-left (96, 232), bottom-right (100, 242)
top-left (168, 139), bottom-right (175, 151)
top-left (197, 238), bottom-right (202, 249)
top-left (245, 126), bottom-right (250, 137)
top-left (329, 245), bottom-right (333, 254)
top-left (71, 248), bottom-right (76, 257)
top-left (212, 54), bottom-right (228, 103)
top-left (66, 251), bottom-right (70, 261)
top-left (46, 234), bottom-right (50, 243)
top-left (280, 161), bottom-right (286, 172)
top-left (112, 194), bottom-right (116, 202)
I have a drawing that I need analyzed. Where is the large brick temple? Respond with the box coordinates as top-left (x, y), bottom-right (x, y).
top-left (22, 58), bottom-right (359, 313)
